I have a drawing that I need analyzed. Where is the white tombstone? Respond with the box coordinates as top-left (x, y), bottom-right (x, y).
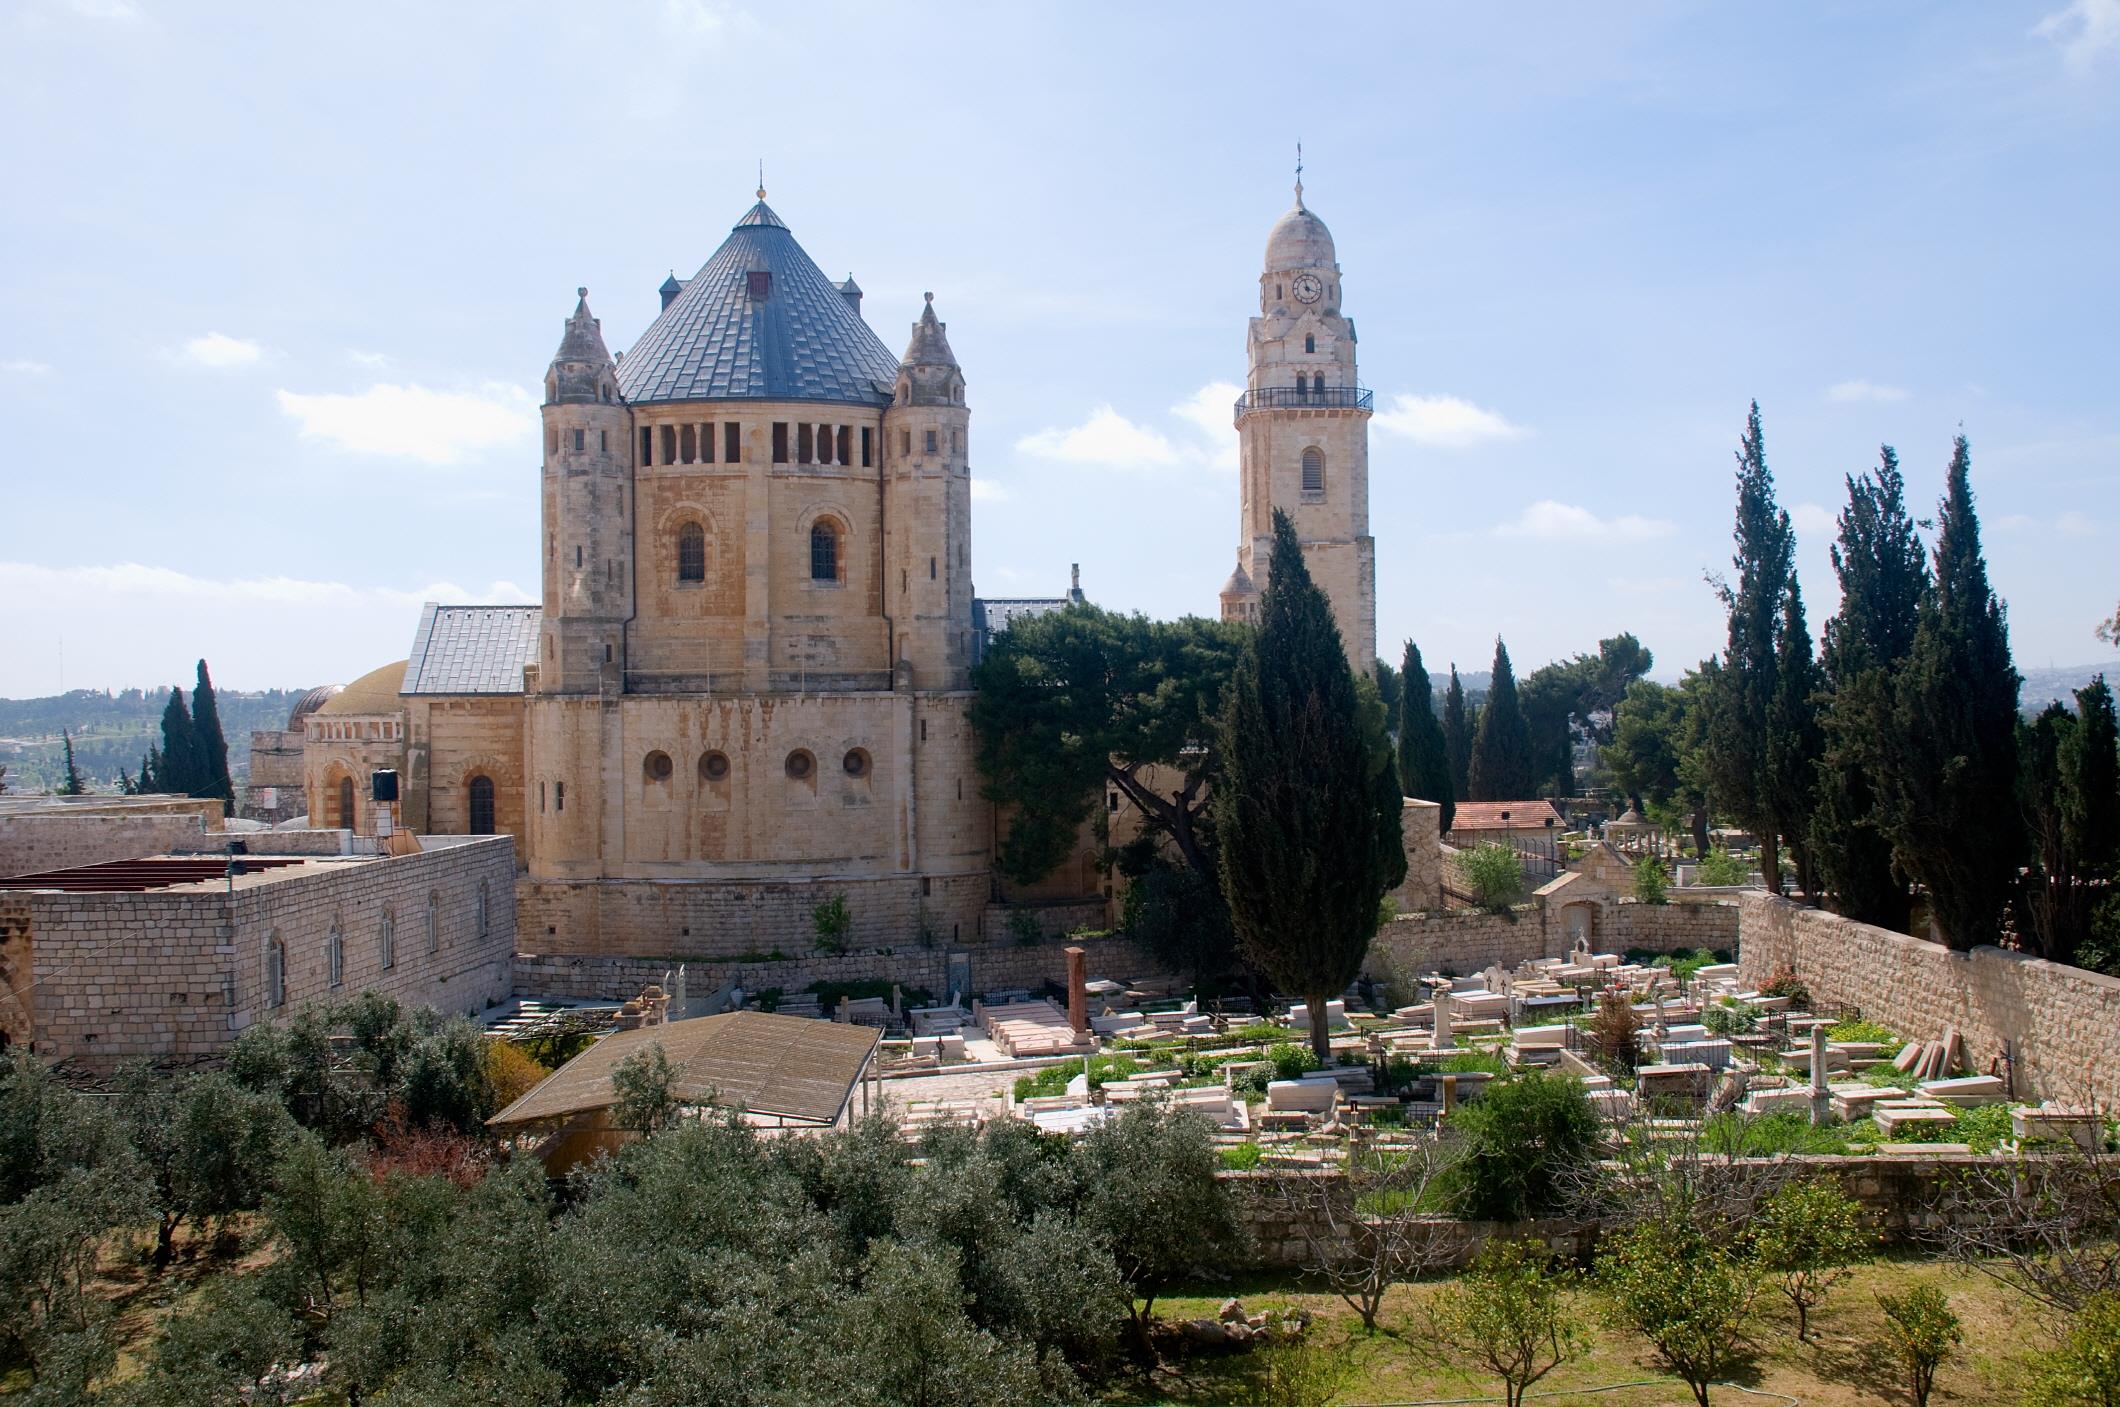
top-left (1431, 989), bottom-right (1454, 1052)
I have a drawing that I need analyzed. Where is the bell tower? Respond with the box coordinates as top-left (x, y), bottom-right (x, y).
top-left (536, 289), bottom-right (634, 695)
top-left (1225, 171), bottom-right (1376, 676)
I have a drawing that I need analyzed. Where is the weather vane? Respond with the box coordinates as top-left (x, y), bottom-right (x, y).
top-left (1295, 141), bottom-right (1305, 202)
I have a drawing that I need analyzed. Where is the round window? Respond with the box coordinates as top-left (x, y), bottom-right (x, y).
top-left (843, 749), bottom-right (869, 777)
top-left (701, 751), bottom-right (730, 782)
top-left (646, 751), bottom-right (673, 781)
top-left (785, 751), bottom-right (814, 780)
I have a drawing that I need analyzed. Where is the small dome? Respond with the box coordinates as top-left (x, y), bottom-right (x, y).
top-left (1220, 561), bottom-right (1258, 599)
top-left (286, 684), bottom-right (343, 729)
top-left (1265, 196), bottom-right (1336, 273)
top-left (314, 661), bottom-right (408, 716)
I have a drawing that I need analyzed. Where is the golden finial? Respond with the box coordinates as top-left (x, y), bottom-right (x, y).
top-left (756, 159), bottom-right (766, 201)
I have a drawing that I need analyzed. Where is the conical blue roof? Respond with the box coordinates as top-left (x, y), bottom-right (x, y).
top-left (616, 200), bottom-right (900, 408)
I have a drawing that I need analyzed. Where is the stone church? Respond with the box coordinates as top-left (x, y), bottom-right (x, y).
top-left (301, 177), bottom-right (1392, 959)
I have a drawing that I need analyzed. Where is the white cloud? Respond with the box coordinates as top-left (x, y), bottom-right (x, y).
top-left (1791, 502), bottom-right (1838, 537)
top-left (1493, 500), bottom-right (1675, 544)
top-left (174, 331), bottom-right (264, 369)
top-left (347, 349), bottom-right (393, 369)
top-left (970, 479), bottom-right (1010, 503)
top-left (1016, 406), bottom-right (1181, 468)
top-left (2036, 0), bottom-right (2120, 70)
top-left (0, 561), bottom-right (533, 695)
top-left (1826, 379), bottom-right (1909, 404)
top-left (62, 0), bottom-right (143, 21)
top-left (276, 381), bottom-right (536, 465)
top-left (2057, 510), bottom-right (2099, 538)
top-left (661, 0), bottom-right (754, 43)
top-left (1170, 381), bottom-right (1243, 471)
top-left (0, 358), bottom-right (51, 375)
top-left (1372, 393), bottom-right (1529, 449)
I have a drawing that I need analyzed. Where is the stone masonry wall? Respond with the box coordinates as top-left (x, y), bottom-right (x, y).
top-left (15, 836), bottom-right (517, 1064)
top-left (1738, 892), bottom-right (2120, 1106)
top-left (0, 812), bottom-right (217, 878)
top-left (1227, 1152), bottom-right (2059, 1270)
top-left (513, 933), bottom-right (1170, 1007)
top-left (1364, 900), bottom-right (1739, 993)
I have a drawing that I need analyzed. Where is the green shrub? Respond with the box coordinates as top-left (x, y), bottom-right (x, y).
top-left (1422, 1050), bottom-right (1509, 1078)
top-left (1231, 1021), bottom-right (1297, 1043)
top-left (1759, 966), bottom-right (1812, 1007)
top-left (1699, 1111), bottom-right (1851, 1157)
top-left (1826, 1018), bottom-right (1904, 1054)
top-left (1694, 849), bottom-right (1749, 886)
top-left (1012, 1054), bottom-right (1143, 1102)
top-left (1878, 1284), bottom-right (1962, 1407)
top-left (1218, 1141), bottom-right (1263, 1171)
top-left (1461, 843), bottom-right (1526, 912)
top-left (1266, 1042), bottom-right (1320, 1082)
top-left (1632, 855), bottom-right (1668, 905)
top-left (811, 894), bottom-right (852, 953)
top-left (1443, 1071), bottom-right (1599, 1221)
top-left (1701, 1001), bottom-right (1759, 1037)
top-left (1006, 908), bottom-right (1043, 946)
top-left (1952, 1104), bottom-right (2020, 1153)
top-left (1652, 948), bottom-right (1727, 982)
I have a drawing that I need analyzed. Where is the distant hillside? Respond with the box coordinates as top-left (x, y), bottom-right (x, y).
top-left (2020, 660), bottom-right (2120, 714)
top-left (0, 687), bottom-right (308, 793)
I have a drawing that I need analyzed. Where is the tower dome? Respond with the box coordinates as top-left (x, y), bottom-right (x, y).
top-left (1265, 185), bottom-right (1337, 272)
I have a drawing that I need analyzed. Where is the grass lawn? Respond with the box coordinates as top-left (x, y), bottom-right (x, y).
top-left (1105, 1255), bottom-right (2054, 1406)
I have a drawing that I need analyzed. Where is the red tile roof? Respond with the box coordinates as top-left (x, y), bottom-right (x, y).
top-left (1447, 800), bottom-right (1564, 832)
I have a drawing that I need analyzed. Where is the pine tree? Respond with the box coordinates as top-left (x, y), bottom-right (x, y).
top-left (1812, 448), bottom-right (1930, 930)
top-left (158, 687), bottom-right (202, 797)
top-left (1703, 402), bottom-right (1800, 894)
top-left (1397, 639), bottom-right (1455, 833)
top-left (1876, 436), bottom-right (2021, 951)
top-left (58, 729), bottom-right (86, 796)
top-left (1444, 666), bottom-right (1474, 805)
top-left (1469, 638), bottom-right (1535, 801)
top-left (191, 659), bottom-right (235, 808)
top-left (1215, 510), bottom-right (1404, 1061)
top-left (1766, 579), bottom-right (1824, 896)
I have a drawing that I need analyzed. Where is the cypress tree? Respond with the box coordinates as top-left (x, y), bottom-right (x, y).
top-left (1397, 639), bottom-right (1454, 833)
top-left (1812, 448), bottom-right (1930, 929)
top-left (1468, 638), bottom-right (1535, 801)
top-left (1443, 666), bottom-right (1473, 805)
top-left (1765, 578), bottom-right (1824, 897)
top-left (58, 729), bottom-right (86, 796)
top-left (1215, 510), bottom-right (1403, 1061)
top-left (1876, 436), bottom-right (2021, 950)
top-left (158, 687), bottom-right (201, 797)
top-left (2063, 676), bottom-right (2119, 884)
top-left (1703, 402), bottom-right (1799, 894)
top-left (192, 659), bottom-right (235, 808)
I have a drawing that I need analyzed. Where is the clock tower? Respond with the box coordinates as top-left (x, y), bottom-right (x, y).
top-left (1219, 173), bottom-right (1377, 676)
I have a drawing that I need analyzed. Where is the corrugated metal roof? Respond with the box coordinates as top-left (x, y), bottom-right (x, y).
top-left (487, 1010), bottom-right (879, 1129)
top-left (401, 604), bottom-right (542, 696)
top-left (615, 200), bottom-right (900, 408)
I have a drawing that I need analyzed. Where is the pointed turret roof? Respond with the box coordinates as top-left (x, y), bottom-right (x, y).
top-left (617, 196), bottom-right (898, 407)
top-left (902, 292), bottom-right (957, 367)
top-left (553, 288), bottom-right (613, 366)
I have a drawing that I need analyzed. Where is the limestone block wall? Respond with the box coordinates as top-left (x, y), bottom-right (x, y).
top-left (11, 836), bottom-right (516, 1064)
top-left (1737, 893), bottom-right (2120, 1106)
top-left (1389, 799), bottom-right (1443, 912)
top-left (1363, 900), bottom-right (1739, 993)
top-left (515, 868), bottom-right (991, 960)
top-left (0, 812), bottom-right (217, 878)
top-left (979, 899), bottom-right (1107, 945)
top-left (512, 932), bottom-right (1169, 1005)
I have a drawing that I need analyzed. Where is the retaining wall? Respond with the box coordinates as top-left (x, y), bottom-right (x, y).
top-left (1738, 892), bottom-right (2120, 1106)
top-left (1363, 899), bottom-right (1739, 993)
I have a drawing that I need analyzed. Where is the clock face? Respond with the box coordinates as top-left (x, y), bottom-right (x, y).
top-left (1292, 273), bottom-right (1324, 305)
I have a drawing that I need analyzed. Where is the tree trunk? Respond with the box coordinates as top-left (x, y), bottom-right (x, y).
top-left (154, 1212), bottom-right (177, 1270)
top-left (1309, 989), bottom-right (1332, 1063)
top-left (1691, 805), bottom-right (1710, 860)
top-left (1761, 830), bottom-right (1783, 896)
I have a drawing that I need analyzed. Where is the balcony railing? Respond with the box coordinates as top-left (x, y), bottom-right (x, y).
top-left (1233, 385), bottom-right (1374, 414)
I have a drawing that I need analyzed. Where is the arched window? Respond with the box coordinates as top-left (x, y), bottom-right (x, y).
top-left (1304, 334), bottom-right (1315, 354)
top-left (1302, 447), bottom-right (1325, 493)
top-left (335, 775), bottom-right (356, 831)
top-left (327, 925), bottom-right (344, 987)
top-left (426, 892), bottom-right (441, 953)
top-left (467, 775), bottom-right (495, 835)
top-left (843, 748), bottom-right (870, 778)
top-left (677, 522), bottom-right (706, 583)
top-left (379, 911), bottom-right (396, 971)
top-left (264, 933), bottom-right (285, 1008)
top-left (1312, 374), bottom-right (1326, 395)
top-left (810, 521), bottom-right (840, 581)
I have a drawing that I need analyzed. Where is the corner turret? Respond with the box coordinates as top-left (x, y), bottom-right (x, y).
top-left (537, 287), bottom-right (634, 694)
top-left (547, 289), bottom-right (617, 405)
top-left (882, 293), bottom-right (973, 688)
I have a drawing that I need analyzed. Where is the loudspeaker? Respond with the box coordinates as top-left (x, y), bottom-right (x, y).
top-left (371, 769), bottom-right (400, 803)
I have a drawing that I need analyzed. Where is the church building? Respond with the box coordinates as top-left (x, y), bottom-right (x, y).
top-left (302, 176), bottom-right (1392, 960)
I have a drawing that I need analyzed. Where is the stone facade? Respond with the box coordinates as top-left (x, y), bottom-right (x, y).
top-left (1389, 799), bottom-right (1443, 912)
top-left (1221, 179), bottom-right (1375, 675)
top-left (1738, 892), bottom-right (2120, 1106)
top-left (0, 805), bottom-right (222, 879)
top-left (0, 835), bottom-right (516, 1062)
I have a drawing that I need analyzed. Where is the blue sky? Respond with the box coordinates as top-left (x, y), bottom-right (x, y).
top-left (2, 0), bottom-right (2115, 696)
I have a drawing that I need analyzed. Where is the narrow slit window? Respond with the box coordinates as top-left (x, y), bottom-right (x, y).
top-left (861, 426), bottom-right (873, 466)
top-left (641, 427), bottom-right (654, 464)
top-left (1305, 334), bottom-right (1315, 353)
top-left (573, 428), bottom-right (585, 452)
top-left (724, 422), bottom-right (740, 462)
top-left (924, 429), bottom-right (938, 454)
top-left (772, 423), bottom-right (789, 463)
top-left (660, 425), bottom-right (676, 464)
top-left (701, 422), bottom-right (715, 463)
top-left (797, 423), bottom-right (813, 463)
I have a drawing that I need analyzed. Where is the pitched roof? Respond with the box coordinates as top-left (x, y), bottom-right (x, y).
top-left (615, 199), bottom-right (900, 408)
top-left (487, 1010), bottom-right (879, 1129)
top-left (401, 604), bottom-right (542, 695)
top-left (1447, 800), bottom-right (1565, 832)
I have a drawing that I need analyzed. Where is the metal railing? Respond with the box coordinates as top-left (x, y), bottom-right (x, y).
top-left (1232, 385), bottom-right (1374, 414)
